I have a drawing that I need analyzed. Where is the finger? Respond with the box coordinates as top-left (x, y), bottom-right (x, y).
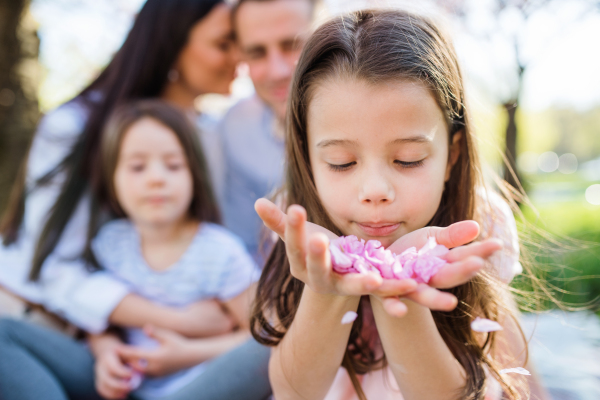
top-left (381, 297), bottom-right (409, 317)
top-left (372, 278), bottom-right (418, 297)
top-left (387, 220), bottom-right (480, 255)
top-left (443, 238), bottom-right (502, 263)
top-left (403, 284), bottom-right (458, 311)
top-left (427, 221), bottom-right (480, 249)
top-left (107, 355), bottom-right (133, 380)
top-left (306, 233), bottom-right (334, 293)
top-left (429, 255), bottom-right (485, 289)
top-left (255, 198), bottom-right (287, 240)
top-left (97, 368), bottom-right (132, 398)
top-left (116, 346), bottom-right (149, 371)
top-left (285, 205), bottom-right (308, 276)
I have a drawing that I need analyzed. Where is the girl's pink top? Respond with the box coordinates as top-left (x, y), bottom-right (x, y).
top-left (324, 366), bottom-right (503, 400)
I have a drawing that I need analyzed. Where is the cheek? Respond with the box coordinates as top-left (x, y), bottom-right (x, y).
top-left (400, 163), bottom-right (447, 227)
top-left (313, 167), bottom-right (353, 223)
top-left (248, 62), bottom-right (267, 85)
top-left (174, 171), bottom-right (195, 208)
top-left (113, 170), bottom-right (137, 212)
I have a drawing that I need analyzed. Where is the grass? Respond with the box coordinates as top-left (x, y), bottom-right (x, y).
top-left (511, 173), bottom-right (600, 313)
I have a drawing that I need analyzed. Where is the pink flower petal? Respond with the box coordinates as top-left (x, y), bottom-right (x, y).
top-left (330, 236), bottom-right (449, 283)
top-left (471, 317), bottom-right (503, 332)
top-left (341, 311), bottom-right (358, 324)
top-left (499, 367), bottom-right (531, 376)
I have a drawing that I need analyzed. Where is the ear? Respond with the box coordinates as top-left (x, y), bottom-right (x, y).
top-left (445, 131), bottom-right (462, 182)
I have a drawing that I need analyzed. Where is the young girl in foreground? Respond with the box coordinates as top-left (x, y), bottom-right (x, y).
top-left (251, 9), bottom-right (537, 400)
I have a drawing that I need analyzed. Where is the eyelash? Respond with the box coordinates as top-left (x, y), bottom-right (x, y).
top-left (328, 160), bottom-right (424, 172)
top-left (394, 159), bottom-right (425, 169)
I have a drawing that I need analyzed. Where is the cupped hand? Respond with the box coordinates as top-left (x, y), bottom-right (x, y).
top-left (255, 199), bottom-right (417, 299)
top-left (255, 198), bottom-right (502, 316)
top-left (379, 222), bottom-right (503, 315)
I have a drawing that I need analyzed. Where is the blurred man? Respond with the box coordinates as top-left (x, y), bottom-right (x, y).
top-left (218, 0), bottom-right (316, 264)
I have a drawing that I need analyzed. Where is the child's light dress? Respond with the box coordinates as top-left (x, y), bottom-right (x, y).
top-left (91, 219), bottom-right (260, 399)
top-left (323, 191), bottom-right (521, 400)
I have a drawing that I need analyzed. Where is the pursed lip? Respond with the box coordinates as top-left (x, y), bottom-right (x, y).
top-left (145, 196), bottom-right (169, 205)
top-left (355, 222), bottom-right (401, 237)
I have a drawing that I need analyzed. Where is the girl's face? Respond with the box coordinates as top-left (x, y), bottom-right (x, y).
top-left (114, 118), bottom-right (194, 227)
top-left (172, 3), bottom-right (237, 96)
top-left (307, 79), bottom-right (460, 248)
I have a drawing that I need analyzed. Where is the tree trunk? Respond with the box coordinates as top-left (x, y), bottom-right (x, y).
top-left (503, 102), bottom-right (520, 190)
top-left (0, 0), bottom-right (39, 216)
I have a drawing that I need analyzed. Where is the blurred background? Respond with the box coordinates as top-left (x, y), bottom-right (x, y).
top-left (0, 0), bottom-right (599, 397)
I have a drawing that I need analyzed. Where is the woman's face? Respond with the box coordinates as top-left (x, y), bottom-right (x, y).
top-left (307, 78), bottom-right (461, 248)
top-left (172, 3), bottom-right (237, 96)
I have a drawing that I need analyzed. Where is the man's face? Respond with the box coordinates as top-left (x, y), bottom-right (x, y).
top-left (235, 0), bottom-right (312, 121)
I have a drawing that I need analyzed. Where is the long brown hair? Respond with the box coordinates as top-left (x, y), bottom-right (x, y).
top-left (251, 9), bottom-right (527, 399)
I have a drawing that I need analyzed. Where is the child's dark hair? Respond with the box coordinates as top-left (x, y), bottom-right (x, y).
top-left (251, 9), bottom-right (528, 400)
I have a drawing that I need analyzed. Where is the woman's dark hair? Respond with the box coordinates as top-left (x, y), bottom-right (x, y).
top-left (0, 0), bottom-right (223, 279)
top-left (251, 9), bottom-right (528, 400)
top-left (99, 100), bottom-right (220, 225)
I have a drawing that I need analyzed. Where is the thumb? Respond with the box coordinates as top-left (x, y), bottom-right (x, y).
top-left (255, 198), bottom-right (287, 240)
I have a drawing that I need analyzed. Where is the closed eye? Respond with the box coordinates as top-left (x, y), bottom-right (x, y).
top-left (394, 159), bottom-right (425, 169)
top-left (328, 161), bottom-right (356, 172)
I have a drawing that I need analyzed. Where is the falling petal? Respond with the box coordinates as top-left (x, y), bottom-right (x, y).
top-left (471, 317), bottom-right (503, 332)
top-left (499, 367), bottom-right (531, 376)
top-left (341, 311), bottom-right (358, 324)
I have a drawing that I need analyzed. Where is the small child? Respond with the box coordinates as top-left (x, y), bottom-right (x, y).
top-left (88, 100), bottom-right (260, 399)
top-left (251, 9), bottom-right (544, 400)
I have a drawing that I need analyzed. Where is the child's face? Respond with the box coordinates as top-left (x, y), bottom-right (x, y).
top-left (307, 79), bottom-right (460, 248)
top-left (114, 118), bottom-right (194, 227)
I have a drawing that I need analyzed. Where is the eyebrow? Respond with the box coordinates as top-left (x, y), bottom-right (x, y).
top-left (390, 135), bottom-right (432, 144)
top-left (316, 135), bottom-right (432, 148)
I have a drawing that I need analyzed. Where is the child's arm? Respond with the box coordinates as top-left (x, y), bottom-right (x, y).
top-left (108, 294), bottom-right (236, 337)
top-left (370, 298), bottom-right (466, 399)
top-left (265, 205), bottom-right (417, 399)
top-left (116, 326), bottom-right (250, 377)
top-left (270, 287), bottom-right (360, 400)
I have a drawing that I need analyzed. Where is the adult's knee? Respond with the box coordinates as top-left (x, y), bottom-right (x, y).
top-left (0, 318), bottom-right (23, 343)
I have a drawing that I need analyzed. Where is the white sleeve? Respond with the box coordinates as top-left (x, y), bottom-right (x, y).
top-left (482, 191), bottom-right (523, 284)
top-left (39, 193), bottom-right (130, 333)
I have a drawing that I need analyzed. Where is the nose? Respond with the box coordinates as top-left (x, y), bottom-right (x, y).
top-left (358, 168), bottom-right (395, 205)
top-left (267, 50), bottom-right (292, 81)
top-left (147, 161), bottom-right (167, 186)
